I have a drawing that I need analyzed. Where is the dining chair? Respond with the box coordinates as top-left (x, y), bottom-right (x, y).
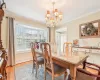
top-left (0, 74), bottom-right (2, 80)
top-left (31, 42), bottom-right (44, 78)
top-left (41, 43), bottom-right (67, 80)
top-left (63, 42), bottom-right (72, 56)
top-left (76, 62), bottom-right (100, 80)
top-left (0, 58), bottom-right (7, 80)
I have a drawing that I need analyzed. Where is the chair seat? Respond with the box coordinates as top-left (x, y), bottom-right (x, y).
top-left (76, 68), bottom-right (97, 80)
top-left (37, 57), bottom-right (44, 64)
top-left (36, 54), bottom-right (41, 57)
top-left (53, 63), bottom-right (66, 75)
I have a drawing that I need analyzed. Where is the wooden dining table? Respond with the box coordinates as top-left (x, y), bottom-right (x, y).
top-left (36, 51), bottom-right (88, 80)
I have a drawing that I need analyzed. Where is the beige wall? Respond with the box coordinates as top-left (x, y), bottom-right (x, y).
top-left (61, 11), bottom-right (100, 47)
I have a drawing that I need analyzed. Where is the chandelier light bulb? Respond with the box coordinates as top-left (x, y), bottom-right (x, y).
top-left (54, 9), bottom-right (59, 16)
top-left (46, 10), bottom-right (50, 18)
top-left (50, 17), bottom-right (55, 22)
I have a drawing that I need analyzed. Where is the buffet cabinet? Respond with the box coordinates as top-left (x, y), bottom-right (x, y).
top-left (72, 47), bottom-right (100, 65)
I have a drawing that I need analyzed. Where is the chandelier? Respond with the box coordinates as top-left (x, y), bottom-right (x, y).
top-left (45, 1), bottom-right (63, 27)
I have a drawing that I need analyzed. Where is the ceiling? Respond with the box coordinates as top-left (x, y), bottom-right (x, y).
top-left (5, 0), bottom-right (100, 24)
top-left (56, 27), bottom-right (67, 33)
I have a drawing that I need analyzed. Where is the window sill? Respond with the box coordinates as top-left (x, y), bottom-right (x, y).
top-left (16, 50), bottom-right (31, 54)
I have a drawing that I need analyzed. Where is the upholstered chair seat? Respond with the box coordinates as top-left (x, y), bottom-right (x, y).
top-left (53, 63), bottom-right (66, 75)
top-left (0, 74), bottom-right (2, 80)
top-left (76, 68), bottom-right (97, 80)
top-left (37, 57), bottom-right (44, 64)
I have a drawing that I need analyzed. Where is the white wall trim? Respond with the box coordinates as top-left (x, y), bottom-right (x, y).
top-left (15, 58), bottom-right (32, 64)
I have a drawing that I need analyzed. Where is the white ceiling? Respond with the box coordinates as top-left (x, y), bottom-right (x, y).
top-left (5, 0), bottom-right (100, 24)
top-left (56, 27), bottom-right (67, 32)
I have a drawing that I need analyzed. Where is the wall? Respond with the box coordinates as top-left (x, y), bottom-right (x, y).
top-left (61, 11), bottom-right (100, 47)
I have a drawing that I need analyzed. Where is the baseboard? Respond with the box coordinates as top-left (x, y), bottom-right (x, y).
top-left (15, 58), bottom-right (32, 64)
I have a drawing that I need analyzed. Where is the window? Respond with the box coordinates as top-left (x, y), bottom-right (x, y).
top-left (15, 23), bottom-right (48, 51)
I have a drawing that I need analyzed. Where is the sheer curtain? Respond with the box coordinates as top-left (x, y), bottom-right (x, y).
top-left (7, 17), bottom-right (15, 66)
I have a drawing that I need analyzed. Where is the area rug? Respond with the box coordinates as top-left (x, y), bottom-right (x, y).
top-left (15, 62), bottom-right (69, 80)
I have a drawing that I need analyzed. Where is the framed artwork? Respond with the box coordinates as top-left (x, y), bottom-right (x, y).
top-left (79, 20), bottom-right (100, 38)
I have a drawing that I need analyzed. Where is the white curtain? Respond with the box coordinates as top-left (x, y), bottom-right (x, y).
top-left (7, 17), bottom-right (15, 66)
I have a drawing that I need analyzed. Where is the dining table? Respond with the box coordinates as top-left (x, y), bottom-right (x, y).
top-left (36, 50), bottom-right (89, 80)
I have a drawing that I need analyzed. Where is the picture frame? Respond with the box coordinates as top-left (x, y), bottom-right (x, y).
top-left (79, 19), bottom-right (100, 38)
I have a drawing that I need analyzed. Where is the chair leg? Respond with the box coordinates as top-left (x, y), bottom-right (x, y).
top-left (52, 76), bottom-right (54, 80)
top-left (35, 64), bottom-right (38, 78)
top-left (44, 68), bottom-right (46, 80)
top-left (32, 61), bottom-right (36, 74)
top-left (32, 62), bottom-right (34, 73)
top-left (2, 70), bottom-right (7, 80)
top-left (64, 71), bottom-right (67, 80)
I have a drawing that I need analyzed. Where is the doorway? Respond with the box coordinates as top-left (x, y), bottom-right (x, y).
top-left (56, 28), bottom-right (67, 53)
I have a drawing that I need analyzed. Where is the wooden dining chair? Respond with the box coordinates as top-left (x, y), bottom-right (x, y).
top-left (63, 42), bottom-right (72, 56)
top-left (0, 58), bottom-right (7, 80)
top-left (41, 43), bottom-right (67, 80)
top-left (31, 42), bottom-right (44, 78)
top-left (75, 62), bottom-right (100, 80)
top-left (0, 74), bottom-right (2, 80)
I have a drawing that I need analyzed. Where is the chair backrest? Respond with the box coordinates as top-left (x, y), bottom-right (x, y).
top-left (76, 62), bottom-right (100, 80)
top-left (63, 42), bottom-right (72, 56)
top-left (1, 59), bottom-right (7, 75)
top-left (41, 43), bottom-right (53, 71)
top-left (0, 74), bottom-right (2, 80)
top-left (0, 50), bottom-right (7, 80)
top-left (76, 68), bottom-right (98, 80)
top-left (0, 58), bottom-right (7, 80)
top-left (30, 42), bottom-right (37, 61)
top-left (34, 42), bottom-right (39, 49)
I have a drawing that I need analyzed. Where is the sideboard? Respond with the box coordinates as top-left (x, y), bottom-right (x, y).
top-left (72, 47), bottom-right (100, 65)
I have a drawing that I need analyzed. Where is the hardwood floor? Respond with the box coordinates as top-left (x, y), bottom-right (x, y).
top-left (6, 61), bottom-right (98, 80)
